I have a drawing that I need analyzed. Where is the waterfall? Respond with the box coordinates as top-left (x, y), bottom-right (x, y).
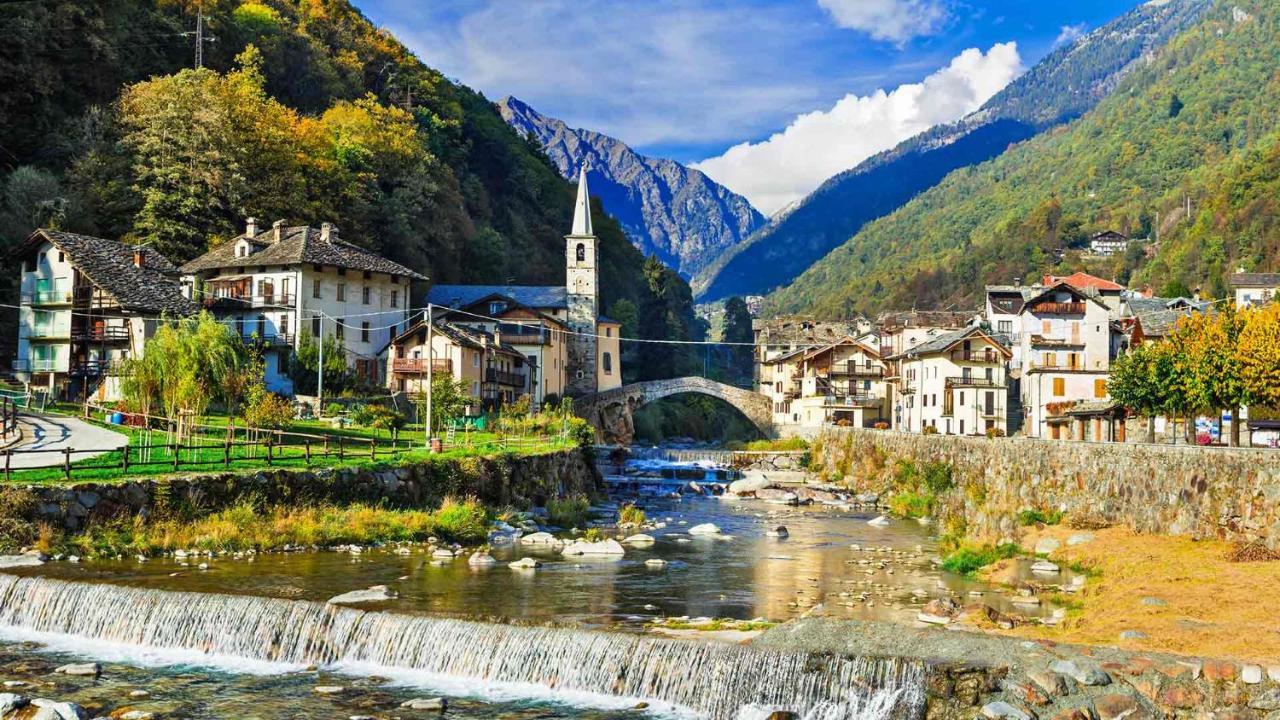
top-left (0, 574), bottom-right (925, 720)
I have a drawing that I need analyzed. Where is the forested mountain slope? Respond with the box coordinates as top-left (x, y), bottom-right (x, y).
top-left (500, 96), bottom-right (765, 279)
top-left (766, 0), bottom-right (1280, 317)
top-left (0, 0), bottom-right (686, 334)
top-left (695, 0), bottom-right (1209, 302)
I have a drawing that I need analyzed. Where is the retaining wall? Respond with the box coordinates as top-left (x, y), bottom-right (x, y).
top-left (810, 428), bottom-right (1280, 546)
top-left (20, 448), bottom-right (600, 531)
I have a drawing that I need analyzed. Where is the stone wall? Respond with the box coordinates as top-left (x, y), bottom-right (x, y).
top-left (22, 448), bottom-right (601, 531)
top-left (809, 428), bottom-right (1280, 547)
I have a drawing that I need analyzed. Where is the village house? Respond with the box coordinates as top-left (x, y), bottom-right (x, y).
top-left (424, 167), bottom-right (621, 401)
top-left (758, 337), bottom-right (888, 431)
top-left (10, 229), bottom-right (195, 402)
top-left (1088, 230), bottom-right (1131, 256)
top-left (179, 219), bottom-right (423, 395)
top-left (887, 325), bottom-right (1012, 436)
top-left (382, 318), bottom-right (529, 416)
top-left (751, 316), bottom-right (870, 386)
top-left (1229, 271), bottom-right (1280, 308)
top-left (1017, 282), bottom-right (1115, 439)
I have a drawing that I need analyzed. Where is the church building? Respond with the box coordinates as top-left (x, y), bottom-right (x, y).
top-left (420, 166), bottom-right (622, 401)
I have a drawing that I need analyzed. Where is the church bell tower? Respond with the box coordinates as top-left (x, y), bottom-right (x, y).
top-left (565, 164), bottom-right (598, 396)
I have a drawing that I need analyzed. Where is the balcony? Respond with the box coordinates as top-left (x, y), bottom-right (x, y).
top-left (21, 289), bottom-right (74, 306)
top-left (73, 326), bottom-right (131, 343)
top-left (392, 358), bottom-right (453, 375)
top-left (945, 376), bottom-right (1004, 389)
top-left (13, 358), bottom-right (62, 373)
top-left (1026, 360), bottom-right (1086, 372)
top-left (822, 394), bottom-right (882, 407)
top-left (1029, 301), bottom-right (1086, 315)
top-left (70, 359), bottom-right (121, 376)
top-left (203, 293), bottom-right (297, 310)
top-left (495, 323), bottom-right (550, 345)
top-left (239, 333), bottom-right (295, 348)
top-left (485, 368), bottom-right (526, 387)
top-left (949, 348), bottom-right (1002, 363)
top-left (1029, 335), bottom-right (1084, 348)
top-left (24, 323), bottom-right (71, 341)
top-left (829, 362), bottom-right (884, 377)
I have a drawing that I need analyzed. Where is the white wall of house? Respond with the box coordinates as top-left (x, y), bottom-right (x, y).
top-left (1018, 292), bottom-right (1113, 438)
top-left (894, 341), bottom-right (1008, 437)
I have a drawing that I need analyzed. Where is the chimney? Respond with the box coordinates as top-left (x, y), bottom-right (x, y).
top-left (1013, 277), bottom-right (1022, 287)
top-left (245, 217), bottom-right (257, 238)
top-left (320, 222), bottom-right (338, 243)
top-left (1193, 286), bottom-right (1202, 302)
top-left (133, 249), bottom-right (144, 269)
top-left (272, 219), bottom-right (285, 242)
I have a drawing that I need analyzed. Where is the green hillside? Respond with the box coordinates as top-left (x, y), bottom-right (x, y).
top-left (766, 0), bottom-right (1280, 317)
top-left (0, 0), bottom-right (705, 376)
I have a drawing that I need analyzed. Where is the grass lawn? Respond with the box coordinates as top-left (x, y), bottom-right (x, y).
top-left (4, 416), bottom-right (576, 486)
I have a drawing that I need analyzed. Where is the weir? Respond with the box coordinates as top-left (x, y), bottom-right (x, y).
top-left (0, 574), bottom-right (924, 720)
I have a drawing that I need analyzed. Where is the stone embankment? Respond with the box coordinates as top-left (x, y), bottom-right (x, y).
top-left (631, 447), bottom-right (809, 472)
top-left (810, 428), bottom-right (1280, 547)
top-left (757, 617), bottom-right (1280, 720)
top-left (20, 447), bottom-right (600, 531)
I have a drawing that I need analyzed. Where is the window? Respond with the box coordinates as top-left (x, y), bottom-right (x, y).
top-left (606, 327), bottom-right (612, 337)
top-left (472, 352), bottom-right (480, 368)
top-left (312, 279), bottom-right (321, 299)
top-left (575, 243), bottom-right (586, 262)
top-left (57, 251), bottom-right (65, 263)
top-left (985, 367), bottom-right (993, 382)
top-left (336, 283), bottom-right (346, 302)
top-left (311, 316), bottom-right (321, 337)
top-left (958, 391), bottom-right (965, 406)
top-left (280, 314), bottom-right (289, 338)
top-left (997, 320), bottom-right (1012, 334)
top-left (337, 268), bottom-right (346, 277)
top-left (390, 290), bottom-right (398, 308)
top-left (1053, 377), bottom-right (1065, 397)
top-left (361, 322), bottom-right (370, 342)
top-left (603, 352), bottom-right (613, 375)
top-left (1094, 378), bottom-right (1108, 398)
top-left (362, 286), bottom-right (370, 305)
top-left (335, 322), bottom-right (344, 341)
top-left (489, 301), bottom-right (506, 315)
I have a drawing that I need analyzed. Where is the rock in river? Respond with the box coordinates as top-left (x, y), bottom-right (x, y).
top-left (54, 663), bottom-right (100, 677)
top-left (327, 585), bottom-right (397, 605)
top-left (755, 488), bottom-right (799, 505)
top-left (867, 516), bottom-right (890, 527)
top-left (687, 523), bottom-right (722, 536)
top-left (29, 698), bottom-right (87, 719)
top-left (765, 526), bottom-right (789, 538)
top-left (509, 557), bottom-right (542, 570)
top-left (0, 554), bottom-right (45, 569)
top-left (519, 532), bottom-right (560, 546)
top-left (468, 552), bottom-right (497, 567)
top-left (0, 694), bottom-right (28, 716)
top-left (561, 539), bottom-right (626, 556)
top-left (622, 534), bottom-right (656, 547)
top-left (402, 697), bottom-right (447, 711)
top-left (727, 473), bottom-right (771, 496)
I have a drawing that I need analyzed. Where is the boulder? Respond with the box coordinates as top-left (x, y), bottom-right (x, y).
top-left (867, 515), bottom-right (890, 527)
top-left (755, 488), bottom-right (799, 505)
top-left (29, 699), bottom-right (88, 720)
top-left (644, 558), bottom-right (668, 568)
top-left (430, 547), bottom-right (456, 559)
top-left (765, 526), bottom-right (789, 538)
top-left (401, 697), bottom-right (448, 711)
top-left (1031, 560), bottom-right (1060, 574)
top-left (622, 534), bottom-right (656, 547)
top-left (467, 552), bottom-right (497, 567)
top-left (727, 474), bottom-right (771, 496)
top-left (1027, 670), bottom-right (1070, 697)
top-left (1034, 537), bottom-right (1062, 554)
top-left (327, 585), bottom-right (397, 605)
top-left (54, 663), bottom-right (100, 677)
top-left (561, 539), bottom-right (626, 556)
top-left (1091, 694), bottom-right (1146, 720)
top-left (519, 532), bottom-right (560, 545)
top-left (0, 554), bottom-right (45, 569)
top-left (687, 523), bottom-right (722, 536)
top-left (918, 597), bottom-right (961, 625)
top-left (980, 701), bottom-right (1034, 720)
top-left (1050, 660), bottom-right (1111, 686)
top-left (0, 694), bottom-right (28, 716)
top-left (313, 686), bottom-right (346, 695)
top-left (509, 557), bottom-right (541, 570)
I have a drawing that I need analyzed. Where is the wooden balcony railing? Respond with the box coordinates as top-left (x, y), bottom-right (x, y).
top-left (1029, 301), bottom-right (1086, 315)
top-left (949, 348), bottom-right (1001, 363)
top-left (829, 363), bottom-right (884, 377)
top-left (392, 358), bottom-right (452, 375)
top-left (73, 326), bottom-right (131, 343)
top-left (485, 368), bottom-right (526, 387)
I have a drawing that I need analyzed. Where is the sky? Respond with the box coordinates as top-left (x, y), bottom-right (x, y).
top-left (355, 0), bottom-right (1141, 215)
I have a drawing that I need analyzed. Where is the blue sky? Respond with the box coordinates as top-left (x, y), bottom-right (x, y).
top-left (355, 0), bottom-right (1141, 212)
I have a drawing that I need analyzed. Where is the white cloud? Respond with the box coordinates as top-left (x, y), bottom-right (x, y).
top-left (817, 0), bottom-right (950, 43)
top-left (692, 43), bottom-right (1023, 215)
top-left (1054, 23), bottom-right (1089, 47)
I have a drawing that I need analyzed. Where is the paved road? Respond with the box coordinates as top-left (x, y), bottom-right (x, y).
top-left (8, 413), bottom-right (128, 469)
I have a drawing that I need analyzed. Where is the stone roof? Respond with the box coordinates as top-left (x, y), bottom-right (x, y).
top-left (180, 225), bottom-right (426, 280)
top-left (896, 326), bottom-right (1011, 360)
top-left (1229, 272), bottom-right (1280, 288)
top-left (877, 309), bottom-right (975, 330)
top-left (388, 318), bottom-right (524, 359)
top-left (15, 229), bottom-right (196, 316)
top-left (427, 285), bottom-right (568, 311)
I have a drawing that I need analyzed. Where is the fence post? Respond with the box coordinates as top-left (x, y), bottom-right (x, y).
top-left (4, 449), bottom-right (10, 482)
top-left (64, 447), bottom-right (72, 480)
top-left (122, 444), bottom-right (129, 474)
top-left (370, 439), bottom-right (376, 461)
top-left (172, 442), bottom-right (180, 472)
top-left (338, 437), bottom-right (344, 461)
top-left (305, 439), bottom-right (311, 464)
top-left (266, 436), bottom-right (273, 466)
top-left (224, 436), bottom-right (231, 468)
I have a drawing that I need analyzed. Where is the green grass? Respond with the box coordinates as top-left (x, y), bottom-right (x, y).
top-left (3, 417), bottom-right (574, 486)
top-left (724, 437), bottom-right (810, 452)
top-left (888, 491), bottom-right (934, 519)
top-left (618, 503), bottom-right (646, 526)
top-left (546, 495), bottom-right (590, 529)
top-left (1018, 508), bottom-right (1065, 527)
top-left (62, 497), bottom-right (492, 557)
top-left (940, 543), bottom-right (1021, 576)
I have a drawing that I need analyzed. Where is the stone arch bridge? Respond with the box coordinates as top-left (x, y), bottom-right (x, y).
top-left (574, 377), bottom-right (773, 445)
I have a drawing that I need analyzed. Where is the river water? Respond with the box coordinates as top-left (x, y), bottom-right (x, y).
top-left (0, 469), bottom-right (1059, 719)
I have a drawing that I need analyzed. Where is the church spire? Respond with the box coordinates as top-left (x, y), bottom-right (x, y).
top-left (571, 164), bottom-right (593, 236)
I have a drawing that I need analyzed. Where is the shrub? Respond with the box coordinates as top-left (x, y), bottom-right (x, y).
top-left (324, 402), bottom-right (344, 417)
top-left (873, 421), bottom-right (890, 430)
top-left (888, 491), bottom-right (933, 518)
top-left (922, 425), bottom-right (939, 435)
top-left (547, 495), bottom-right (590, 528)
top-left (940, 543), bottom-right (1020, 576)
top-left (349, 404), bottom-right (378, 426)
top-left (582, 527), bottom-right (605, 542)
top-left (618, 503), bottom-right (646, 527)
top-left (242, 386), bottom-right (295, 429)
top-left (430, 496), bottom-right (490, 543)
top-left (920, 461), bottom-right (954, 494)
top-left (1019, 508), bottom-right (1065, 526)
top-left (986, 427), bottom-right (1006, 438)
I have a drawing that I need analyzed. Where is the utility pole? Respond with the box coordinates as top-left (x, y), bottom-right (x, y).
top-left (317, 313), bottom-right (324, 411)
top-left (187, 4), bottom-right (217, 69)
top-left (425, 304), bottom-right (434, 448)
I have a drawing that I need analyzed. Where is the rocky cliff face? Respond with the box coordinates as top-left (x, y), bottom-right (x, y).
top-left (499, 96), bottom-right (765, 278)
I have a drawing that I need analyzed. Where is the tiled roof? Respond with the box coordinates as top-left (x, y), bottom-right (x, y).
top-left (1229, 272), bottom-right (1280, 287)
top-left (388, 319), bottom-right (524, 359)
top-left (897, 326), bottom-right (1010, 359)
top-left (16, 229), bottom-right (196, 316)
top-left (180, 226), bottom-right (426, 280)
top-left (426, 285), bottom-right (568, 310)
top-left (1042, 272), bottom-right (1124, 292)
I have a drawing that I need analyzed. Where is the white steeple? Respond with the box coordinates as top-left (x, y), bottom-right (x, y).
top-left (570, 164), bottom-right (593, 236)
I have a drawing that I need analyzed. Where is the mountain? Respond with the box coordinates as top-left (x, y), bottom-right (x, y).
top-left (499, 96), bottom-right (766, 278)
top-left (766, 0), bottom-right (1278, 317)
top-left (694, 0), bottom-right (1210, 302)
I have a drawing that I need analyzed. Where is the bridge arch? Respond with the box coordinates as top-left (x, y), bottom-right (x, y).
top-left (574, 377), bottom-right (773, 445)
